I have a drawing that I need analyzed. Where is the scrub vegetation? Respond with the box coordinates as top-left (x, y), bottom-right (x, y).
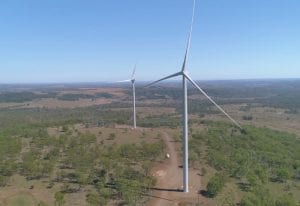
top-left (190, 121), bottom-right (300, 204)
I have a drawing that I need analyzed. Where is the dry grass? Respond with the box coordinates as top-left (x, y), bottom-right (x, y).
top-left (74, 124), bottom-right (162, 146)
top-left (0, 175), bottom-right (94, 206)
top-left (137, 107), bottom-right (176, 118)
top-left (0, 175), bottom-right (52, 206)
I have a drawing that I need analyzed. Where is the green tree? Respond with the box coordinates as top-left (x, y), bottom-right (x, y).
top-left (206, 173), bottom-right (225, 197)
top-left (200, 167), bottom-right (207, 176)
top-left (61, 125), bottom-right (69, 132)
top-left (254, 166), bottom-right (268, 184)
top-left (0, 175), bottom-right (8, 187)
top-left (54, 192), bottom-right (65, 206)
top-left (38, 201), bottom-right (48, 206)
top-left (275, 195), bottom-right (297, 206)
top-left (86, 193), bottom-right (106, 206)
top-left (240, 186), bottom-right (275, 206)
top-left (240, 194), bottom-right (262, 206)
top-left (108, 133), bottom-right (116, 140)
top-left (246, 172), bottom-right (259, 190)
top-left (142, 160), bottom-right (151, 176)
top-left (276, 168), bottom-right (290, 183)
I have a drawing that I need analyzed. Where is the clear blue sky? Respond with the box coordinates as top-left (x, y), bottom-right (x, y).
top-left (0, 0), bottom-right (299, 83)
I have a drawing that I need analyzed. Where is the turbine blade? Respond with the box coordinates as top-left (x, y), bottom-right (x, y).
top-left (131, 64), bottom-right (137, 79)
top-left (184, 74), bottom-right (242, 129)
top-left (144, 72), bottom-right (182, 87)
top-left (115, 79), bottom-right (131, 83)
top-left (181, 0), bottom-right (196, 72)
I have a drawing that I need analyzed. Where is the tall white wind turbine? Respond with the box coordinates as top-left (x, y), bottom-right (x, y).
top-left (146, 0), bottom-right (242, 193)
top-left (117, 65), bottom-right (137, 129)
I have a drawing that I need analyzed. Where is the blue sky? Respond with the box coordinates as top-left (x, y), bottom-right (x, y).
top-left (0, 0), bottom-right (299, 83)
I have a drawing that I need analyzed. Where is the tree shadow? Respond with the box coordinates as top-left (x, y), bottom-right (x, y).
top-left (169, 140), bottom-right (180, 143)
top-left (237, 182), bottom-right (251, 192)
top-left (144, 193), bottom-right (173, 201)
top-left (199, 190), bottom-right (214, 198)
top-left (146, 187), bottom-right (182, 202)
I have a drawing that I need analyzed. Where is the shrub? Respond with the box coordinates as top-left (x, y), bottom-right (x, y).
top-left (206, 173), bottom-right (226, 197)
top-left (54, 192), bottom-right (65, 206)
top-left (276, 168), bottom-right (290, 183)
top-left (275, 195), bottom-right (297, 206)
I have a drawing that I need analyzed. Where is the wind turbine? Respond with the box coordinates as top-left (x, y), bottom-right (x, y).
top-left (145, 0), bottom-right (242, 193)
top-left (117, 65), bottom-right (137, 129)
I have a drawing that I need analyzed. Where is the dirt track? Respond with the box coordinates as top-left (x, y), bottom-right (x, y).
top-left (146, 131), bottom-right (206, 206)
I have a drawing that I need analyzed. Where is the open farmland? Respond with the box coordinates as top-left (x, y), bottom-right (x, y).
top-left (0, 79), bottom-right (300, 205)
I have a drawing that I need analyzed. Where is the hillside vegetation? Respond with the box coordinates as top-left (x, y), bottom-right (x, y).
top-left (190, 121), bottom-right (300, 205)
top-left (0, 80), bottom-right (300, 205)
top-left (0, 124), bottom-right (164, 205)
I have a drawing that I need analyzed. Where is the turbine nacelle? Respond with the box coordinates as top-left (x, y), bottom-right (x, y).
top-left (146, 71), bottom-right (242, 129)
top-left (117, 64), bottom-right (137, 129)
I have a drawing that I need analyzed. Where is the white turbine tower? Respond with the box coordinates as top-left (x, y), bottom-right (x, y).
top-left (117, 65), bottom-right (137, 129)
top-left (146, 0), bottom-right (242, 193)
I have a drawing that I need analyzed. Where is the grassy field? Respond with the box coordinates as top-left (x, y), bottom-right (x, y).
top-left (4, 193), bottom-right (36, 206)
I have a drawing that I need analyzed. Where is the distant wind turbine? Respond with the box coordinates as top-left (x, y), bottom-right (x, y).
top-left (117, 65), bottom-right (137, 129)
top-left (145, 0), bottom-right (242, 193)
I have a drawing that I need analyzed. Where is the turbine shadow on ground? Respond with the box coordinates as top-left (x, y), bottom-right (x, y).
top-left (150, 187), bottom-right (183, 192)
top-left (145, 193), bottom-right (173, 202)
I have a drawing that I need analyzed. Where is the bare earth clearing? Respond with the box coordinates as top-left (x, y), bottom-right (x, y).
top-left (147, 131), bottom-right (206, 206)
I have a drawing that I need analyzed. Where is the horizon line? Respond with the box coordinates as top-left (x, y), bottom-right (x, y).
top-left (0, 77), bottom-right (300, 85)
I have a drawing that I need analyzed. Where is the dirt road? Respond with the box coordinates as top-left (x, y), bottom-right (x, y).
top-left (146, 131), bottom-right (205, 206)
